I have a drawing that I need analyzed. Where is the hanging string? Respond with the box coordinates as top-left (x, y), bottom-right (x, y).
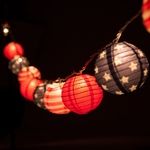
top-left (79, 9), bottom-right (142, 74)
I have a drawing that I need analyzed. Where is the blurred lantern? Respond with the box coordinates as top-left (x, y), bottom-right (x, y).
top-left (3, 42), bottom-right (24, 60)
top-left (18, 66), bottom-right (41, 83)
top-left (34, 81), bottom-right (47, 109)
top-left (95, 41), bottom-right (149, 95)
top-left (44, 81), bottom-right (70, 114)
top-left (9, 55), bottom-right (29, 74)
top-left (20, 78), bottom-right (42, 101)
top-left (142, 0), bottom-right (150, 33)
top-left (62, 74), bottom-right (103, 114)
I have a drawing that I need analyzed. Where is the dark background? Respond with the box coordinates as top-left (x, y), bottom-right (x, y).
top-left (0, 0), bottom-right (150, 149)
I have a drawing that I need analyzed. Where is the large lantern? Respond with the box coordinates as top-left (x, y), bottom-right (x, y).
top-left (44, 81), bottom-right (70, 114)
top-left (18, 66), bottom-right (41, 83)
top-left (95, 41), bottom-right (149, 95)
top-left (3, 42), bottom-right (24, 60)
top-left (62, 74), bottom-right (103, 114)
top-left (9, 56), bottom-right (29, 74)
top-left (20, 78), bottom-right (42, 101)
top-left (142, 0), bottom-right (150, 33)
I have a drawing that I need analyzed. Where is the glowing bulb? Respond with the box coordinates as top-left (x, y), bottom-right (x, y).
top-left (3, 28), bottom-right (9, 36)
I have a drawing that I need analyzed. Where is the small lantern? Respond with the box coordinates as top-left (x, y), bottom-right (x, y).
top-left (20, 78), bottom-right (42, 101)
top-left (142, 0), bottom-right (150, 33)
top-left (62, 74), bottom-right (103, 114)
top-left (44, 81), bottom-right (70, 114)
top-left (3, 42), bottom-right (24, 60)
top-left (9, 56), bottom-right (29, 74)
top-left (95, 41), bottom-right (149, 95)
top-left (18, 66), bottom-right (41, 83)
top-left (34, 81), bottom-right (47, 109)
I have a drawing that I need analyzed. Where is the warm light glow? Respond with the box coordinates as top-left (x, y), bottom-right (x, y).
top-left (3, 28), bottom-right (9, 36)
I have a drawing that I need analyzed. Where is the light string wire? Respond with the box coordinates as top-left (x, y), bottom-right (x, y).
top-left (78, 9), bottom-right (142, 75)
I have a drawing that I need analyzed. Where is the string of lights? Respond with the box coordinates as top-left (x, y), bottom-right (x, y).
top-left (1, 0), bottom-right (150, 115)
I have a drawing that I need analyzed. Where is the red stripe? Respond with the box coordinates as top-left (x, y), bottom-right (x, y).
top-left (142, 0), bottom-right (150, 11)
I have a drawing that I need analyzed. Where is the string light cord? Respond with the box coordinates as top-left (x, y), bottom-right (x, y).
top-left (79, 9), bottom-right (142, 74)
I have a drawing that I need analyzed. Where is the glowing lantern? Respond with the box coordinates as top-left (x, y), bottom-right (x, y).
top-left (20, 78), bottom-right (42, 101)
top-left (9, 56), bottom-right (29, 74)
top-left (44, 81), bottom-right (70, 114)
top-left (95, 41), bottom-right (149, 95)
top-left (18, 66), bottom-right (41, 83)
top-left (142, 0), bottom-right (150, 33)
top-left (3, 42), bottom-right (24, 60)
top-left (34, 81), bottom-right (47, 109)
top-left (62, 74), bottom-right (103, 114)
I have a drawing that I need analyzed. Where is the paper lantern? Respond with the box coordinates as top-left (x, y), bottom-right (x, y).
top-left (34, 81), bottom-right (47, 109)
top-left (3, 42), bottom-right (24, 60)
top-left (20, 78), bottom-right (42, 101)
top-left (9, 56), bottom-right (29, 74)
top-left (62, 74), bottom-right (103, 114)
top-left (44, 81), bottom-right (70, 114)
top-left (142, 0), bottom-right (150, 33)
top-left (95, 41), bottom-right (149, 95)
top-left (18, 66), bottom-right (41, 83)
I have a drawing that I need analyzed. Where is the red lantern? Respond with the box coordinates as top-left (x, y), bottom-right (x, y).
top-left (3, 42), bottom-right (24, 60)
top-left (142, 0), bottom-right (150, 33)
top-left (18, 66), bottom-right (41, 84)
top-left (62, 74), bottom-right (103, 114)
top-left (20, 78), bottom-right (42, 101)
top-left (44, 82), bottom-right (70, 114)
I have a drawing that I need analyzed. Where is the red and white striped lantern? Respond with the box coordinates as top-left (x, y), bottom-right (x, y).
top-left (62, 74), bottom-right (103, 114)
top-left (142, 0), bottom-right (150, 33)
top-left (18, 66), bottom-right (41, 84)
top-left (44, 82), bottom-right (70, 114)
top-left (20, 78), bottom-right (42, 101)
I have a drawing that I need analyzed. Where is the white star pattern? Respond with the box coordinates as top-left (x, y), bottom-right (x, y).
top-left (120, 76), bottom-right (129, 84)
top-left (114, 57), bottom-right (122, 66)
top-left (128, 62), bottom-right (138, 72)
top-left (99, 51), bottom-right (106, 59)
top-left (144, 68), bottom-right (148, 76)
top-left (94, 66), bottom-right (99, 74)
top-left (103, 72), bottom-right (112, 82)
top-left (137, 50), bottom-right (144, 57)
top-left (129, 85), bottom-right (137, 92)
top-left (101, 84), bottom-right (109, 91)
top-left (115, 90), bottom-right (124, 95)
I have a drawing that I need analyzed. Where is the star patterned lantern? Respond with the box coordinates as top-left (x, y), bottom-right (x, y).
top-left (95, 41), bottom-right (149, 95)
top-left (142, 0), bottom-right (150, 33)
top-left (9, 55), bottom-right (29, 74)
top-left (62, 74), bottom-right (103, 114)
top-left (33, 81), bottom-right (47, 109)
top-left (44, 81), bottom-right (70, 114)
top-left (18, 66), bottom-right (41, 83)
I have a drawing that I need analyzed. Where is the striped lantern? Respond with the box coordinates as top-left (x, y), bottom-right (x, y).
top-left (18, 66), bottom-right (41, 83)
top-left (142, 0), bottom-right (150, 33)
top-left (34, 81), bottom-right (47, 109)
top-left (9, 55), bottom-right (29, 74)
top-left (95, 41), bottom-right (149, 95)
top-left (3, 42), bottom-right (24, 60)
top-left (44, 81), bottom-right (70, 114)
top-left (20, 78), bottom-right (42, 101)
top-left (62, 74), bottom-right (103, 114)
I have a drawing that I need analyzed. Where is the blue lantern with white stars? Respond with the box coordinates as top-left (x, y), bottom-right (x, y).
top-left (95, 41), bottom-right (149, 95)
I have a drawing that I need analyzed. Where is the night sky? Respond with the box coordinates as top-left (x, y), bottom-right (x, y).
top-left (0, 0), bottom-right (150, 149)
